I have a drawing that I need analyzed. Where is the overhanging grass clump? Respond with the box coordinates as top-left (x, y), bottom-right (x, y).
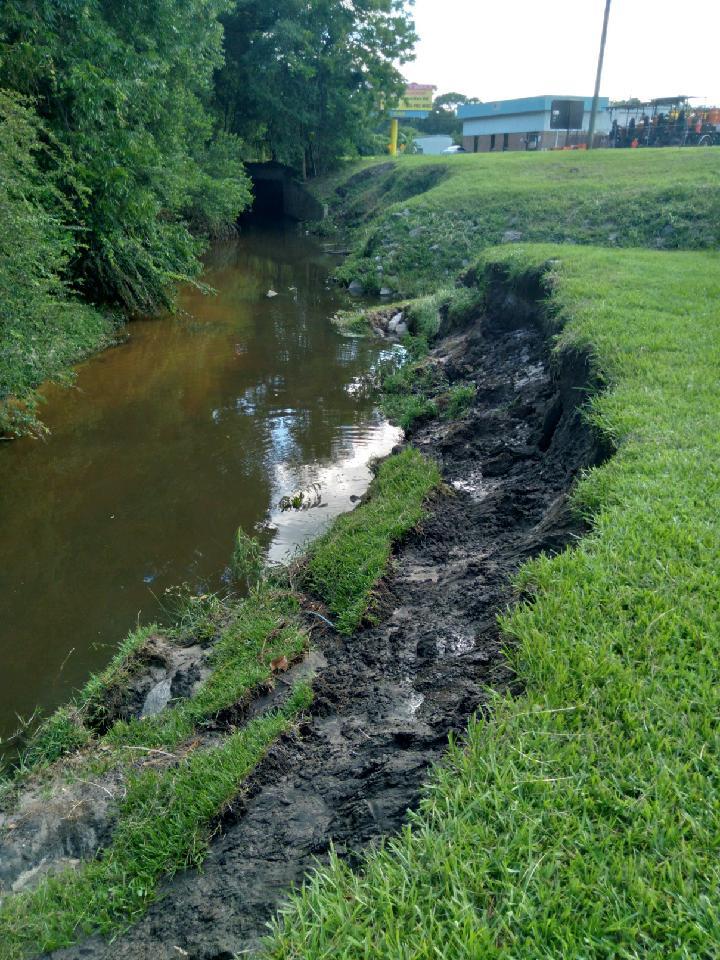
top-left (317, 150), bottom-right (720, 297)
top-left (2, 586), bottom-right (307, 785)
top-left (263, 244), bottom-right (720, 958)
top-left (0, 683), bottom-right (312, 959)
top-left (306, 448), bottom-right (441, 633)
top-left (104, 587), bottom-right (306, 752)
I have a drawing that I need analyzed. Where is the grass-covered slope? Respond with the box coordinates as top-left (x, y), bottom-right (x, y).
top-left (264, 244), bottom-right (720, 959)
top-left (318, 150), bottom-right (720, 297)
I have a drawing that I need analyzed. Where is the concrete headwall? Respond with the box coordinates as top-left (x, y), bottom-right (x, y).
top-left (245, 163), bottom-right (325, 221)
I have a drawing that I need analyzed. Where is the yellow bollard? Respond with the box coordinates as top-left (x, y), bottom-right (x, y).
top-left (389, 118), bottom-right (399, 157)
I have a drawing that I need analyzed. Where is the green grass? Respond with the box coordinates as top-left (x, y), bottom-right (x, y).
top-left (5, 624), bottom-right (159, 775)
top-left (0, 684), bottom-right (313, 959)
top-left (306, 447), bottom-right (441, 633)
top-left (2, 586), bottom-right (308, 788)
top-left (262, 244), bottom-right (720, 958)
top-left (443, 383), bottom-right (476, 420)
top-left (379, 360), bottom-right (442, 431)
top-left (317, 150), bottom-right (720, 296)
top-left (103, 587), bottom-right (307, 752)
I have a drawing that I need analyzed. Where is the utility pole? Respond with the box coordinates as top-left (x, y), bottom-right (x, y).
top-left (588, 0), bottom-right (612, 149)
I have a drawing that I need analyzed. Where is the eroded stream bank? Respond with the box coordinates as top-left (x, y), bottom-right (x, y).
top-left (38, 272), bottom-right (609, 960)
top-left (0, 223), bottom-right (398, 751)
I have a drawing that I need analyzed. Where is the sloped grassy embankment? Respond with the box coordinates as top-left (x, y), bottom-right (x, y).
top-left (264, 243), bottom-right (720, 958)
top-left (0, 449), bottom-right (440, 958)
top-left (315, 150), bottom-right (720, 298)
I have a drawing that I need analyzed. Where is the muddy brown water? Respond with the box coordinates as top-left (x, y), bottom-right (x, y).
top-left (0, 223), bottom-right (399, 751)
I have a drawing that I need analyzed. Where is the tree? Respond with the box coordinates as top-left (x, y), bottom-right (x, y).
top-left (216, 0), bottom-right (417, 176)
top-left (0, 90), bottom-right (110, 436)
top-left (417, 91), bottom-right (482, 139)
top-left (0, 0), bottom-right (252, 313)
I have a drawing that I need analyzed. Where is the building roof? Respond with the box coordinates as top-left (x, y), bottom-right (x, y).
top-left (458, 96), bottom-right (610, 120)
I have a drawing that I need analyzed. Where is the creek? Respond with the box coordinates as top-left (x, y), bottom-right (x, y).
top-left (0, 222), bottom-right (399, 749)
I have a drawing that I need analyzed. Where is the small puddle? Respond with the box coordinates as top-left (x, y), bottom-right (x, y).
top-left (0, 223), bottom-right (400, 747)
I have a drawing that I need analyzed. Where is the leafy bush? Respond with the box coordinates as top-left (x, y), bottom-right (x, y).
top-left (0, 90), bottom-right (113, 436)
top-left (0, 0), bottom-right (252, 314)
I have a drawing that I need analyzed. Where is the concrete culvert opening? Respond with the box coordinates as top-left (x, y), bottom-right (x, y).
top-left (244, 162), bottom-right (325, 222)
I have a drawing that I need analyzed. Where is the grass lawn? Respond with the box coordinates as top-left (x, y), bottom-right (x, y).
top-left (262, 244), bottom-right (720, 959)
top-left (317, 150), bottom-right (720, 297)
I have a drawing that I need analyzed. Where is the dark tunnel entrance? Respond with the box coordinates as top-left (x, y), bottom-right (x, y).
top-left (250, 178), bottom-right (286, 219)
top-left (243, 162), bottom-right (325, 222)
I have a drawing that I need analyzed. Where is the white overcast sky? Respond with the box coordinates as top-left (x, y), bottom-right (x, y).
top-left (406, 0), bottom-right (720, 105)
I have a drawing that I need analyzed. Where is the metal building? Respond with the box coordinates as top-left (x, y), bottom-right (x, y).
top-left (458, 95), bottom-right (611, 152)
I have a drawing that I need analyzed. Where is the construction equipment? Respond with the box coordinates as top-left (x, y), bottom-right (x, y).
top-left (609, 96), bottom-right (720, 148)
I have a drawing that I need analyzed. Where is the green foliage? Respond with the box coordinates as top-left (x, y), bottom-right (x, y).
top-left (217, 0), bottom-right (417, 175)
top-left (0, 0), bottom-right (252, 315)
top-left (0, 89), bottom-right (114, 436)
top-left (414, 92), bottom-right (480, 140)
top-left (0, 685), bottom-right (312, 958)
top-left (306, 448), bottom-right (441, 632)
top-left (263, 245), bottom-right (720, 959)
top-left (231, 527), bottom-right (265, 586)
top-left (321, 150), bottom-right (720, 295)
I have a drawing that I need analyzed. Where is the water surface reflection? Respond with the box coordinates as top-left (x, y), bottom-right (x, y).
top-left (0, 224), bottom-right (399, 744)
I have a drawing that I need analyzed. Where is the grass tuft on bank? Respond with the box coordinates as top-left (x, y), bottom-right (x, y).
top-left (306, 447), bottom-right (441, 633)
top-left (315, 150), bottom-right (720, 297)
top-left (263, 244), bottom-right (720, 959)
top-left (0, 684), bottom-right (312, 959)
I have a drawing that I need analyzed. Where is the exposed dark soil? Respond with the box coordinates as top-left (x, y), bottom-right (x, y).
top-left (46, 292), bottom-right (608, 960)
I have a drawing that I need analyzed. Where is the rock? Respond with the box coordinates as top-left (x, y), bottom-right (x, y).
top-left (266, 289), bottom-right (278, 298)
top-left (388, 312), bottom-right (404, 334)
top-left (388, 313), bottom-right (408, 337)
top-left (141, 678), bottom-right (173, 719)
top-left (348, 280), bottom-right (365, 295)
top-left (379, 287), bottom-right (393, 298)
top-left (502, 230), bottom-right (524, 243)
top-left (409, 227), bottom-right (425, 239)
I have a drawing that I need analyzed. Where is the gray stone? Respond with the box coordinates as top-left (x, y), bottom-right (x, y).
top-left (141, 678), bottom-right (173, 718)
top-left (502, 230), bottom-right (524, 243)
top-left (266, 289), bottom-right (279, 298)
top-left (348, 280), bottom-right (365, 296)
top-left (379, 287), bottom-right (393, 298)
top-left (388, 312), bottom-right (406, 335)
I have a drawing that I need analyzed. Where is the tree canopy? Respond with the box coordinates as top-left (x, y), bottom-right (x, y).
top-left (217, 0), bottom-right (417, 176)
top-left (0, 0), bottom-right (417, 434)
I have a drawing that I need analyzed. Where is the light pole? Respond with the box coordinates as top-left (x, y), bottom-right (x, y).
top-left (588, 0), bottom-right (612, 149)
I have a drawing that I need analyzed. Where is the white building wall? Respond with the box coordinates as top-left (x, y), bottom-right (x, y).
top-left (463, 108), bottom-right (611, 137)
top-left (463, 111), bottom-right (548, 135)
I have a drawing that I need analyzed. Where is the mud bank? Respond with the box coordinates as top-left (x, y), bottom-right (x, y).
top-left (30, 269), bottom-right (609, 960)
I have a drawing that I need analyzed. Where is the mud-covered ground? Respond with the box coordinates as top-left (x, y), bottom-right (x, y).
top-left (45, 297), bottom-right (606, 960)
